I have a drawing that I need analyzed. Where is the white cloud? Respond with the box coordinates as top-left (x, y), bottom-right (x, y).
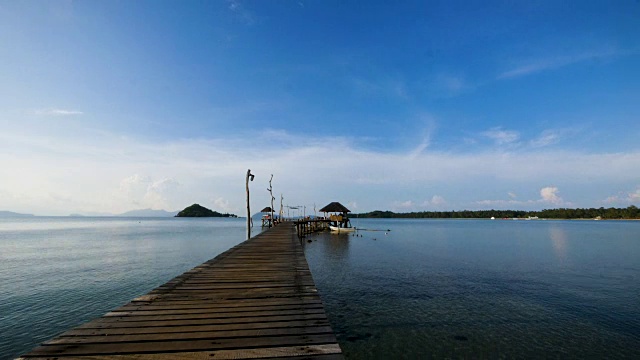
top-left (603, 195), bottom-right (621, 204)
top-left (119, 174), bottom-right (151, 194)
top-left (33, 108), bottom-right (83, 116)
top-left (499, 48), bottom-right (624, 79)
top-left (2, 128), bottom-right (640, 215)
top-left (508, 192), bottom-right (517, 199)
top-left (602, 186), bottom-right (640, 206)
top-left (482, 127), bottom-right (520, 145)
top-left (629, 188), bottom-right (640, 202)
top-left (393, 200), bottom-right (414, 211)
top-left (475, 199), bottom-right (529, 207)
top-left (476, 186), bottom-right (566, 208)
top-left (114, 175), bottom-right (180, 211)
top-left (144, 178), bottom-right (180, 210)
top-left (214, 197), bottom-right (234, 213)
top-left (540, 186), bottom-right (562, 204)
top-left (420, 195), bottom-right (446, 208)
top-left (430, 195), bottom-right (446, 206)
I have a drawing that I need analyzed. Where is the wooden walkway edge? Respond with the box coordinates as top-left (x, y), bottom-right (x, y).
top-left (19, 222), bottom-right (344, 359)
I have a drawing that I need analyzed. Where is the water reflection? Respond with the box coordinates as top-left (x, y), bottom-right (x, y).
top-left (305, 231), bottom-right (351, 261)
top-left (549, 226), bottom-right (568, 262)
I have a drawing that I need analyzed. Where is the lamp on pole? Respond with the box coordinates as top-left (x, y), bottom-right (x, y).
top-left (246, 169), bottom-right (255, 239)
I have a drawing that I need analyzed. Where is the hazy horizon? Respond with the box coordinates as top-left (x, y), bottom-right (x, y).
top-left (1, 1), bottom-right (639, 216)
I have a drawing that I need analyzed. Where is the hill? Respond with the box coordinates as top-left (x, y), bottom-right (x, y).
top-left (175, 204), bottom-right (237, 218)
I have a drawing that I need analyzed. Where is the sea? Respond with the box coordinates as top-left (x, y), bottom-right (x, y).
top-left (0, 217), bottom-right (638, 359)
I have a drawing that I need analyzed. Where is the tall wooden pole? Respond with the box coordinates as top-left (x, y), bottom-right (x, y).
top-left (246, 169), bottom-right (254, 239)
top-left (267, 174), bottom-right (275, 227)
top-left (280, 194), bottom-right (284, 220)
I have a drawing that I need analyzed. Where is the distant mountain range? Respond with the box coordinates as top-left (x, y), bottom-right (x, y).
top-left (0, 210), bottom-right (35, 217)
top-left (117, 209), bottom-right (177, 217)
top-left (68, 209), bottom-right (177, 217)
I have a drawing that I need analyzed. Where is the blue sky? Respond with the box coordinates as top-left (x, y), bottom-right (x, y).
top-left (1, 0), bottom-right (639, 215)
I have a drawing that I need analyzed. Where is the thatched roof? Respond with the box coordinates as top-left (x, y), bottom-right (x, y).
top-left (260, 207), bottom-right (273, 213)
top-left (319, 202), bottom-right (350, 213)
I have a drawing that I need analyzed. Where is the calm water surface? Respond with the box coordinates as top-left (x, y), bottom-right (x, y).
top-left (304, 219), bottom-right (640, 358)
top-left (1, 217), bottom-right (639, 359)
top-left (0, 217), bottom-right (248, 359)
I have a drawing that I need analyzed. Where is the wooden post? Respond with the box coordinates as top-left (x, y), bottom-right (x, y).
top-left (268, 174), bottom-right (275, 227)
top-left (246, 169), bottom-right (254, 239)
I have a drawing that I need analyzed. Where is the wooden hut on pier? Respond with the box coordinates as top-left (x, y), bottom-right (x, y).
top-left (319, 202), bottom-right (352, 230)
top-left (260, 206), bottom-right (274, 227)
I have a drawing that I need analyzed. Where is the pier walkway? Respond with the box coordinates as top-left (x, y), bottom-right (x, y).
top-left (19, 222), bottom-right (343, 359)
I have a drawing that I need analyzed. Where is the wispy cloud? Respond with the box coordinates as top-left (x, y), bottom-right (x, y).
top-left (434, 74), bottom-right (472, 97)
top-left (481, 127), bottom-right (520, 145)
top-left (409, 117), bottom-right (436, 158)
top-left (499, 48), bottom-right (623, 79)
top-left (421, 73), bottom-right (474, 99)
top-left (349, 76), bottom-right (408, 100)
top-left (227, 0), bottom-right (255, 25)
top-left (530, 130), bottom-right (560, 147)
top-left (33, 108), bottom-right (83, 116)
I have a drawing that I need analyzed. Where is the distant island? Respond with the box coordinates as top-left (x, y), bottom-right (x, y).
top-left (0, 210), bottom-right (34, 218)
top-left (353, 206), bottom-right (640, 220)
top-left (175, 204), bottom-right (237, 218)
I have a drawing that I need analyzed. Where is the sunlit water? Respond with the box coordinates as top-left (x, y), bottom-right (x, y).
top-left (304, 219), bottom-right (640, 358)
top-left (1, 218), bottom-right (639, 359)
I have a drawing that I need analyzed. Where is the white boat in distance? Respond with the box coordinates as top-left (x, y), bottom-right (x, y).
top-left (329, 225), bottom-right (356, 233)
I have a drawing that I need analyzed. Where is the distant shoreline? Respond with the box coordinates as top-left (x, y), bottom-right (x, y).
top-left (352, 206), bottom-right (640, 220)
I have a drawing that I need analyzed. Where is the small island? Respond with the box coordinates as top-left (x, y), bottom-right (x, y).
top-left (175, 204), bottom-right (237, 218)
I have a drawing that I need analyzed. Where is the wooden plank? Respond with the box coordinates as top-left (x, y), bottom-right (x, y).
top-left (19, 222), bottom-right (343, 359)
top-left (46, 326), bottom-right (335, 345)
top-left (121, 298), bottom-right (323, 309)
top-left (97, 308), bottom-right (327, 322)
top-left (59, 319), bottom-right (331, 337)
top-left (121, 300), bottom-right (323, 310)
top-left (26, 333), bottom-right (339, 356)
top-left (18, 344), bottom-right (342, 360)
top-left (76, 313), bottom-right (329, 329)
top-left (113, 303), bottom-right (325, 314)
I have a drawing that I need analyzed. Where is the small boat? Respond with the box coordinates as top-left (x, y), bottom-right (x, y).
top-left (329, 225), bottom-right (356, 233)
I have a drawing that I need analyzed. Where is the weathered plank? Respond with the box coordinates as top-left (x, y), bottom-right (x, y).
top-left (19, 222), bottom-right (343, 359)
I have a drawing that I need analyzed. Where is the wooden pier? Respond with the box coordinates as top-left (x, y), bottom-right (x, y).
top-left (19, 222), bottom-right (343, 359)
top-left (294, 219), bottom-right (330, 237)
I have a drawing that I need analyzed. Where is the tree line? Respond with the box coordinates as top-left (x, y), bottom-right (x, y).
top-left (352, 206), bottom-right (640, 219)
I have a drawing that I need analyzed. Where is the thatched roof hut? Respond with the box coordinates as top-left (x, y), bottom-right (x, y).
top-left (319, 202), bottom-right (350, 213)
